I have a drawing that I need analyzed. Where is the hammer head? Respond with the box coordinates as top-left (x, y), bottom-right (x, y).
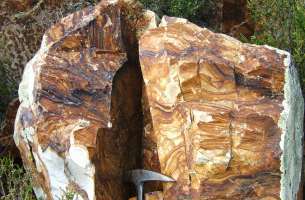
top-left (124, 169), bottom-right (175, 185)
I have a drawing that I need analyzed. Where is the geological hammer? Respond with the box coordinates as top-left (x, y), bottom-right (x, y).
top-left (124, 169), bottom-right (175, 200)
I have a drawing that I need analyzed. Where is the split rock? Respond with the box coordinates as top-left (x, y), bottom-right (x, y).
top-left (139, 16), bottom-right (304, 200)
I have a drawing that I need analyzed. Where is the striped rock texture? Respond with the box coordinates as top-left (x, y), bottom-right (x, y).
top-left (14, 1), bottom-right (158, 199)
top-left (140, 16), bottom-right (304, 200)
top-left (14, 1), bottom-right (303, 199)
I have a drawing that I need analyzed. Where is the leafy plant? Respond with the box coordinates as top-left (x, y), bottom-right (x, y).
top-left (167, 0), bottom-right (203, 21)
top-left (0, 156), bottom-right (35, 200)
top-left (139, 0), bottom-right (204, 22)
top-left (61, 191), bottom-right (75, 200)
top-left (0, 156), bottom-right (82, 200)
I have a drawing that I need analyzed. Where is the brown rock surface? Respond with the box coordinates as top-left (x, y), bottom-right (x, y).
top-left (139, 16), bottom-right (304, 200)
top-left (14, 1), bottom-right (157, 199)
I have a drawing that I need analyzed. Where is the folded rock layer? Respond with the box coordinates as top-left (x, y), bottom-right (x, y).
top-left (14, 0), bottom-right (157, 199)
top-left (139, 16), bottom-right (304, 200)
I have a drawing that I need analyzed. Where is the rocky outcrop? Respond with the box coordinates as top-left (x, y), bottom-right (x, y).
top-left (139, 16), bottom-right (304, 199)
top-left (14, 1), bottom-right (158, 199)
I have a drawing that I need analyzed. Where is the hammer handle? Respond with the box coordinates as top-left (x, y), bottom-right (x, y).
top-left (136, 183), bottom-right (144, 200)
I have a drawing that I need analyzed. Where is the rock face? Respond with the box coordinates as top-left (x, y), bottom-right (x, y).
top-left (14, 1), bottom-right (303, 199)
top-left (139, 16), bottom-right (304, 200)
top-left (14, 1), bottom-right (157, 199)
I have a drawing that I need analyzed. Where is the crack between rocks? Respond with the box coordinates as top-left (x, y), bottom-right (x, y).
top-left (177, 74), bottom-right (184, 102)
top-left (226, 111), bottom-right (234, 171)
top-left (183, 108), bottom-right (195, 196)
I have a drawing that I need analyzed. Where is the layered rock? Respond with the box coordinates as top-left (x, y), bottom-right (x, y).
top-left (139, 16), bottom-right (304, 199)
top-left (0, 0), bottom-right (98, 125)
top-left (14, 1), bottom-right (157, 199)
top-left (14, 1), bottom-right (304, 199)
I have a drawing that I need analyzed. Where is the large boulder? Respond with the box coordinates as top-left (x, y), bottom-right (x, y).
top-left (139, 16), bottom-right (304, 199)
top-left (14, 1), bottom-right (158, 199)
top-left (14, 1), bottom-right (303, 200)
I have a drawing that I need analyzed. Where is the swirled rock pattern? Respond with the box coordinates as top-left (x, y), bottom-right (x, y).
top-left (14, 1), bottom-right (303, 199)
top-left (14, 1), bottom-right (157, 199)
top-left (139, 16), bottom-right (304, 200)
